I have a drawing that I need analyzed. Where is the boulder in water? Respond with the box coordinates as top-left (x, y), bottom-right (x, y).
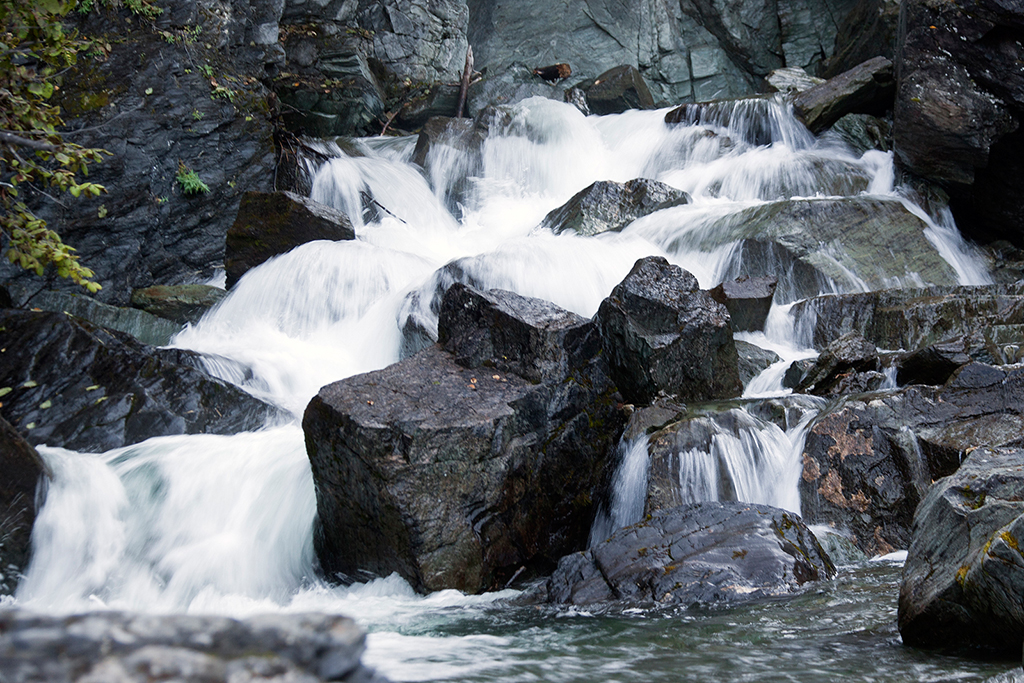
top-left (579, 65), bottom-right (656, 115)
top-left (0, 611), bottom-right (382, 682)
top-left (899, 447), bottom-right (1024, 655)
top-left (708, 275), bottom-right (777, 332)
top-left (130, 284), bottom-right (227, 325)
top-left (540, 179), bottom-right (690, 237)
top-left (736, 340), bottom-right (782, 387)
top-left (225, 191), bottom-right (355, 289)
top-left (547, 501), bottom-right (836, 606)
top-left (765, 67), bottom-right (825, 95)
top-left (793, 333), bottom-right (886, 397)
top-left (0, 416), bottom-right (49, 595)
top-left (793, 56), bottom-right (895, 134)
top-left (304, 285), bottom-right (625, 593)
top-left (0, 310), bottom-right (279, 453)
top-left (596, 256), bottom-right (742, 405)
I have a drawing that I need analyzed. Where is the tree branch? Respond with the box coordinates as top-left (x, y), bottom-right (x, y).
top-left (0, 130), bottom-right (58, 151)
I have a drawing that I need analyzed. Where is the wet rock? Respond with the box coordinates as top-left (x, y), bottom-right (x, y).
top-left (789, 283), bottom-right (1024, 352)
top-left (899, 448), bottom-right (1024, 656)
top-left (822, 0), bottom-right (900, 77)
top-left (0, 310), bottom-right (278, 453)
top-left (0, 611), bottom-right (384, 683)
top-left (0, 417), bottom-right (49, 595)
top-left (673, 197), bottom-right (960, 303)
top-left (893, 0), bottom-right (1024, 248)
top-left (824, 113), bottom-right (891, 155)
top-left (578, 65), bottom-right (656, 115)
top-left (708, 275), bottom-right (777, 332)
top-left (665, 96), bottom-right (778, 146)
top-left (736, 340), bottom-right (782, 387)
top-left (130, 284), bottom-right (227, 326)
top-left (793, 56), bottom-right (895, 134)
top-left (766, 67), bottom-right (825, 95)
top-left (794, 333), bottom-right (884, 397)
top-left (225, 191), bottom-right (355, 289)
top-left (800, 363), bottom-right (1024, 554)
top-left (304, 286), bottom-right (625, 593)
top-left (540, 179), bottom-right (689, 237)
top-left (547, 501), bottom-right (836, 607)
top-left (596, 257), bottom-right (741, 405)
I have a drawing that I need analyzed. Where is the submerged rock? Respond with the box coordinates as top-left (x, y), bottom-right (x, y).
top-left (541, 179), bottom-right (689, 237)
top-left (0, 611), bottom-right (384, 682)
top-left (225, 191), bottom-right (355, 288)
top-left (596, 257), bottom-right (741, 405)
top-left (0, 310), bottom-right (278, 453)
top-left (304, 285), bottom-right (625, 593)
top-left (0, 417), bottom-right (49, 595)
top-left (547, 501), bottom-right (835, 607)
top-left (899, 448), bottom-right (1024, 656)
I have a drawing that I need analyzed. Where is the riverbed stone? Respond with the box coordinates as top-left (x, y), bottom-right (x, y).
top-left (0, 310), bottom-right (279, 453)
top-left (578, 65), bottom-right (656, 115)
top-left (0, 610), bottom-right (383, 683)
top-left (225, 191), bottom-right (355, 288)
top-left (709, 275), bottom-right (777, 332)
top-left (793, 56), bottom-right (895, 133)
top-left (541, 179), bottom-right (689, 237)
top-left (130, 284), bottom-right (227, 325)
top-left (898, 447), bottom-right (1024, 656)
top-left (596, 256), bottom-right (741, 405)
top-left (793, 333), bottom-right (884, 397)
top-left (0, 417), bottom-right (49, 596)
top-left (547, 501), bottom-right (836, 607)
top-left (304, 285), bottom-right (625, 593)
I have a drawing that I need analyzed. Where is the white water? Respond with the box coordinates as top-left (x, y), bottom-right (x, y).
top-left (15, 95), bottom-right (995, 680)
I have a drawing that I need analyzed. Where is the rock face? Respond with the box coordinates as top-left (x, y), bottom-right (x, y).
top-left (800, 362), bottom-right (1024, 554)
top-left (899, 448), bottom-right (1024, 656)
top-left (225, 191), bottom-right (355, 288)
top-left (540, 179), bottom-right (689, 237)
top-left (304, 284), bottom-right (625, 593)
top-left (894, 0), bottom-right (1024, 247)
top-left (0, 611), bottom-right (383, 683)
top-left (596, 257), bottom-right (741, 405)
top-left (0, 417), bottom-right (49, 595)
top-left (708, 275), bottom-right (777, 332)
top-left (792, 56), bottom-right (895, 133)
top-left (0, 310), bottom-right (278, 453)
top-left (547, 502), bottom-right (836, 607)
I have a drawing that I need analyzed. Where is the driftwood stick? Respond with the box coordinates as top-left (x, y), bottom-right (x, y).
top-left (455, 45), bottom-right (474, 118)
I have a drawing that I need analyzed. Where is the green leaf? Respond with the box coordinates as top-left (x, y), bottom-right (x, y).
top-left (22, 380), bottom-right (38, 388)
top-left (85, 385), bottom-right (100, 391)
top-left (25, 422), bottom-right (36, 430)
top-left (0, 387), bottom-right (11, 398)
top-left (39, 399), bottom-right (52, 409)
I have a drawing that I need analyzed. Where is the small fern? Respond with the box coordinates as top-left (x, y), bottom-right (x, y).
top-left (176, 163), bottom-right (210, 195)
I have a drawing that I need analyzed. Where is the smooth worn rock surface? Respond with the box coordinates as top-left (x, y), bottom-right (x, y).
top-left (225, 191), bottom-right (355, 288)
top-left (541, 179), bottom-right (689, 237)
top-left (899, 448), bottom-right (1024, 656)
top-left (547, 501), bottom-right (836, 607)
top-left (793, 56), bottom-right (894, 133)
top-left (305, 286), bottom-right (625, 593)
top-left (130, 284), bottom-right (227, 325)
top-left (0, 610), bottom-right (383, 683)
top-left (708, 275), bottom-right (777, 332)
top-left (0, 417), bottom-right (49, 595)
top-left (597, 257), bottom-right (741, 405)
top-left (0, 310), bottom-right (278, 453)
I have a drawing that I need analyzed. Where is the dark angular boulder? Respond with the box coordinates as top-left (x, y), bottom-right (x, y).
top-left (596, 257), bottom-right (742, 405)
top-left (736, 340), bottom-right (782, 387)
top-left (708, 275), bottom-right (777, 332)
top-left (547, 502), bottom-right (836, 607)
top-left (0, 416), bottom-right (49, 595)
top-left (225, 191), bottom-right (355, 288)
top-left (540, 179), bottom-right (690, 237)
top-left (130, 284), bottom-right (227, 326)
top-left (822, 0), bottom-right (900, 77)
top-left (899, 448), bottom-right (1024, 656)
top-left (579, 65), bottom-right (656, 115)
top-left (304, 285), bottom-right (626, 593)
top-left (793, 332), bottom-right (885, 397)
top-left (0, 310), bottom-right (278, 453)
top-left (0, 611), bottom-right (382, 683)
top-left (793, 56), bottom-right (895, 134)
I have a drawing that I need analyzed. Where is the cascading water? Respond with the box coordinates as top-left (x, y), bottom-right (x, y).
top-left (12, 95), bottom-right (1003, 681)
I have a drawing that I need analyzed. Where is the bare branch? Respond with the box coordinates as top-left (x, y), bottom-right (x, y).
top-left (0, 130), bottom-right (58, 152)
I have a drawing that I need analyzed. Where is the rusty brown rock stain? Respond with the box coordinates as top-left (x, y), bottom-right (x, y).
top-left (872, 526), bottom-right (895, 556)
top-left (815, 408), bottom-right (873, 462)
top-left (802, 453), bottom-right (821, 482)
top-left (818, 469), bottom-right (847, 508)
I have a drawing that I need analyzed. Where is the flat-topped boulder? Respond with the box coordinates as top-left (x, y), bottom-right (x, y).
top-left (304, 285), bottom-right (625, 593)
top-left (540, 178), bottom-right (689, 238)
top-left (547, 501), bottom-right (835, 607)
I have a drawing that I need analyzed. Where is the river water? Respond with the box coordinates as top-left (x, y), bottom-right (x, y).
top-left (10, 97), bottom-right (1022, 680)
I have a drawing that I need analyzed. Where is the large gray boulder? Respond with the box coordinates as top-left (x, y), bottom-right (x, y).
top-left (547, 501), bottom-right (836, 607)
top-left (596, 257), bottom-right (742, 405)
top-left (0, 611), bottom-right (383, 683)
top-left (0, 310), bottom-right (278, 453)
top-left (304, 284), bottom-right (625, 593)
top-left (898, 448), bottom-right (1024, 656)
top-left (0, 417), bottom-right (49, 595)
top-left (792, 56), bottom-right (895, 133)
top-left (540, 179), bottom-right (689, 237)
top-left (894, 0), bottom-right (1024, 247)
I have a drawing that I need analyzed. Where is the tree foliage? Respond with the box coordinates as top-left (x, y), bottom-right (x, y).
top-left (0, 0), bottom-right (110, 292)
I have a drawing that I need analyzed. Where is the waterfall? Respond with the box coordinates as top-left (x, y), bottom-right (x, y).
top-left (16, 95), bottom-right (994, 623)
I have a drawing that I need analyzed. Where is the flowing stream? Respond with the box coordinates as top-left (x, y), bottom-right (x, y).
top-left (11, 96), bottom-right (1020, 680)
